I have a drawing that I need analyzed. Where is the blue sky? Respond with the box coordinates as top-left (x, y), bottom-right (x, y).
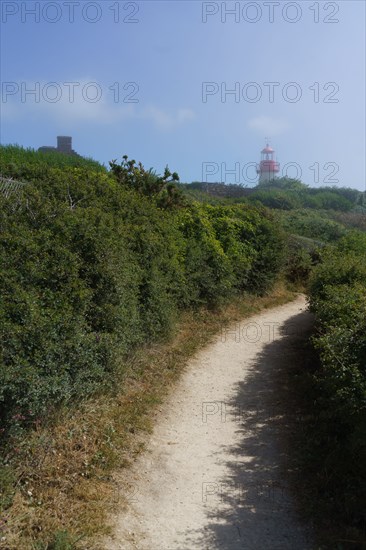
top-left (1, 0), bottom-right (365, 188)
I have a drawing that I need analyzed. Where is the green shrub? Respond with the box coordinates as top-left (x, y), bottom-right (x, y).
top-left (0, 147), bottom-right (284, 438)
top-left (0, 164), bottom-right (183, 432)
top-left (285, 242), bottom-right (313, 283)
top-left (174, 204), bottom-right (234, 306)
top-left (0, 144), bottom-right (106, 175)
top-left (205, 205), bottom-right (257, 291)
top-left (249, 189), bottom-right (302, 210)
top-left (280, 209), bottom-right (346, 242)
top-left (304, 190), bottom-right (353, 211)
top-left (307, 232), bottom-right (366, 532)
top-left (309, 251), bottom-right (366, 304)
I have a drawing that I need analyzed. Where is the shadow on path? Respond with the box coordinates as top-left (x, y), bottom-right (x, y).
top-left (182, 308), bottom-right (315, 550)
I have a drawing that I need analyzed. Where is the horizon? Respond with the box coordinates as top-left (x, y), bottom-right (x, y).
top-left (1, 1), bottom-right (365, 190)
top-left (2, 140), bottom-right (364, 193)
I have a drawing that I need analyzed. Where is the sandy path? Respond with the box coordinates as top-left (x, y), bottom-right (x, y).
top-left (106, 295), bottom-right (314, 549)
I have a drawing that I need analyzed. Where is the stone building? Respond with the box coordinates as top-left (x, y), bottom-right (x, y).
top-left (38, 136), bottom-right (79, 156)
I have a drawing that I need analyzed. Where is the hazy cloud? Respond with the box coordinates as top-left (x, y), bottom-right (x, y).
top-left (1, 80), bottom-right (195, 131)
top-left (142, 106), bottom-right (195, 130)
top-left (247, 115), bottom-right (290, 136)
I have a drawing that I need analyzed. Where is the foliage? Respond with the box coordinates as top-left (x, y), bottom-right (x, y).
top-left (109, 155), bottom-right (185, 209)
top-left (302, 189), bottom-right (353, 211)
top-left (248, 179), bottom-right (356, 212)
top-left (204, 205), bottom-right (257, 292)
top-left (284, 235), bottom-right (322, 284)
top-left (330, 209), bottom-right (366, 233)
top-left (256, 176), bottom-right (308, 191)
top-left (307, 231), bottom-right (366, 533)
top-left (279, 209), bottom-right (346, 242)
top-left (316, 185), bottom-right (362, 204)
top-left (249, 188), bottom-right (302, 210)
top-left (0, 147), bottom-right (284, 440)
top-left (173, 205), bottom-right (234, 306)
top-left (0, 144), bottom-right (106, 175)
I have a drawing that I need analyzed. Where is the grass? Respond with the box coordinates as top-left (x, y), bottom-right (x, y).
top-left (0, 144), bottom-right (106, 173)
top-left (0, 283), bottom-right (296, 550)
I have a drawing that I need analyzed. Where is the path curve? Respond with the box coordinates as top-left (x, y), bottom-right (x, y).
top-left (106, 295), bottom-right (314, 549)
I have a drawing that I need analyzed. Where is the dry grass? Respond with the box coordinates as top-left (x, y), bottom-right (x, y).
top-left (0, 283), bottom-right (296, 550)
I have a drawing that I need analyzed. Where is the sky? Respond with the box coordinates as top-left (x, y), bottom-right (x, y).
top-left (0, 0), bottom-right (365, 189)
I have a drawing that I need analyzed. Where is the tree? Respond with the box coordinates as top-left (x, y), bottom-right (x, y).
top-left (109, 156), bottom-right (185, 209)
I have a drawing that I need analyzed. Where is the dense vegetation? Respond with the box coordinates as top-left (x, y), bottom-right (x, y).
top-left (1, 144), bottom-right (106, 175)
top-left (0, 146), bottom-right (284, 440)
top-left (306, 232), bottom-right (366, 541)
top-left (1, 147), bottom-right (365, 547)
top-left (185, 177), bottom-right (365, 214)
top-left (182, 177), bottom-right (365, 289)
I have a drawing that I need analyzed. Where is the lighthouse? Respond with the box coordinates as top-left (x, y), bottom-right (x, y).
top-left (256, 142), bottom-right (280, 184)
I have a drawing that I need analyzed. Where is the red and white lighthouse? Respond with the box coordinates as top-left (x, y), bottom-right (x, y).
top-left (256, 142), bottom-right (280, 184)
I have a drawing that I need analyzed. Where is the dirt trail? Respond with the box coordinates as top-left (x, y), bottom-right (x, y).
top-left (105, 295), bottom-right (314, 550)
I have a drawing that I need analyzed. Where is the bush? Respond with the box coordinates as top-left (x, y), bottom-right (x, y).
top-left (0, 147), bottom-right (284, 438)
top-left (307, 232), bottom-right (366, 533)
top-left (205, 205), bottom-right (257, 291)
top-left (206, 204), bottom-right (285, 295)
top-left (0, 144), bottom-right (106, 175)
top-left (305, 190), bottom-right (353, 211)
top-left (249, 189), bottom-right (302, 210)
top-left (174, 204), bottom-right (234, 306)
top-left (0, 163), bottom-right (183, 433)
top-left (284, 237), bottom-right (314, 283)
top-left (280, 209), bottom-right (346, 242)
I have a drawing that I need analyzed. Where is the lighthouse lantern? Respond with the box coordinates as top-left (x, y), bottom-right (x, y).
top-left (256, 142), bottom-right (280, 184)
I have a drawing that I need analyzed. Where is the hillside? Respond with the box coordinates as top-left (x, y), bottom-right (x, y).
top-left (1, 147), bottom-right (365, 549)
